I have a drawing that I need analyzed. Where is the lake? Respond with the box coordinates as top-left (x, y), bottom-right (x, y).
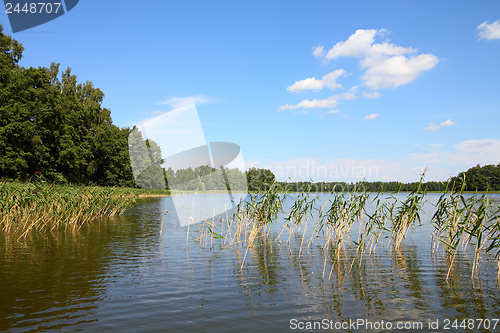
top-left (1, 193), bottom-right (500, 332)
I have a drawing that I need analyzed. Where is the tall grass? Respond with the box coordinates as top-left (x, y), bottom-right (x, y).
top-left (431, 176), bottom-right (500, 280)
top-left (192, 175), bottom-right (500, 281)
top-left (388, 176), bottom-right (426, 250)
top-left (0, 178), bottom-right (165, 236)
top-left (485, 205), bottom-right (500, 279)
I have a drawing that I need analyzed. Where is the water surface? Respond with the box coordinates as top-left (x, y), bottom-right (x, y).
top-left (1, 193), bottom-right (500, 332)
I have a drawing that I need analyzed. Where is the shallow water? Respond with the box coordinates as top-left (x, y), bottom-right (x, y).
top-left (1, 193), bottom-right (500, 332)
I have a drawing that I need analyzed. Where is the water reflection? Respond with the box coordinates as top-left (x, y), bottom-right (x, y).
top-left (1, 194), bottom-right (500, 332)
top-left (0, 221), bottom-right (114, 331)
top-left (221, 222), bottom-right (500, 331)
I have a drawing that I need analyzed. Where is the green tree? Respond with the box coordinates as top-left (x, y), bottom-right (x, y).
top-left (246, 168), bottom-right (275, 191)
top-left (0, 25), bottom-right (137, 186)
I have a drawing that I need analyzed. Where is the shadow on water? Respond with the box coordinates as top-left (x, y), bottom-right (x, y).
top-left (0, 198), bottom-right (164, 332)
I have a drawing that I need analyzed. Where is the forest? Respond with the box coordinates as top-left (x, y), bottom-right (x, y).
top-left (275, 164), bottom-right (500, 192)
top-left (0, 24), bottom-right (135, 187)
top-left (1, 25), bottom-right (498, 193)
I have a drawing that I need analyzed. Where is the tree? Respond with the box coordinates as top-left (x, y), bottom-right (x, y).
top-left (451, 164), bottom-right (500, 191)
top-left (0, 25), bottom-right (138, 186)
top-left (246, 168), bottom-right (275, 191)
top-left (127, 128), bottom-right (165, 189)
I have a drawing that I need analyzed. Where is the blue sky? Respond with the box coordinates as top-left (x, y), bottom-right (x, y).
top-left (2, 1), bottom-right (500, 182)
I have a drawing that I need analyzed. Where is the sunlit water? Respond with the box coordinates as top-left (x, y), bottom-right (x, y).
top-left (1, 193), bottom-right (500, 332)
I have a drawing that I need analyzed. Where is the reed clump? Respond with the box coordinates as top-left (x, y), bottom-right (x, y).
top-left (0, 178), bottom-right (156, 236)
top-left (387, 177), bottom-right (426, 250)
top-left (431, 176), bottom-right (500, 280)
top-left (194, 174), bottom-right (500, 281)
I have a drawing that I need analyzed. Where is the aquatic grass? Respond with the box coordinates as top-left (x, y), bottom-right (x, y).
top-left (352, 192), bottom-right (388, 268)
top-left (431, 175), bottom-right (500, 280)
top-left (322, 187), bottom-right (369, 254)
top-left (299, 186), bottom-right (370, 278)
top-left (195, 176), bottom-right (500, 280)
top-left (387, 174), bottom-right (427, 250)
top-left (0, 179), bottom-right (158, 236)
top-left (242, 182), bottom-right (288, 229)
top-left (485, 205), bottom-right (500, 279)
top-left (281, 191), bottom-right (318, 252)
top-left (362, 193), bottom-right (390, 254)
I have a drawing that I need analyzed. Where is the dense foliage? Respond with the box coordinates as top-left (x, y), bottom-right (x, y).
top-left (164, 165), bottom-right (248, 191)
top-left (0, 25), bottom-right (135, 186)
top-left (0, 27), bottom-right (293, 191)
top-left (450, 164), bottom-right (500, 191)
top-left (1, 26), bottom-right (497, 192)
top-left (246, 168), bottom-right (275, 191)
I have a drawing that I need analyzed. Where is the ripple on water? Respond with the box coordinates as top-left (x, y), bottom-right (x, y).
top-left (1, 194), bottom-right (500, 332)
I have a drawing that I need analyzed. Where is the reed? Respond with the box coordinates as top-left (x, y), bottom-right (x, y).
top-left (353, 192), bottom-right (387, 266)
top-left (431, 175), bottom-right (500, 280)
top-left (322, 187), bottom-right (368, 258)
top-left (386, 174), bottom-right (426, 250)
top-left (0, 178), bottom-right (159, 236)
top-left (192, 176), bottom-right (500, 279)
top-left (485, 205), bottom-right (500, 279)
top-left (242, 183), bottom-right (287, 228)
top-left (282, 191), bottom-right (317, 250)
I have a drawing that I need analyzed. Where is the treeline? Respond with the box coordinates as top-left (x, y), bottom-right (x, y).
top-left (164, 165), bottom-right (248, 191)
top-left (165, 166), bottom-right (274, 192)
top-left (450, 164), bottom-right (500, 191)
top-left (0, 25), bottom-right (135, 186)
top-left (0, 26), bottom-right (286, 191)
top-left (2, 26), bottom-right (498, 192)
top-left (276, 180), bottom-right (447, 193)
top-left (131, 147), bottom-right (275, 191)
top-left (275, 164), bottom-right (500, 193)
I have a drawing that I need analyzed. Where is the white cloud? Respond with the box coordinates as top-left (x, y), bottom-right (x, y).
top-left (326, 109), bottom-right (340, 114)
top-left (286, 77), bottom-right (323, 92)
top-left (279, 95), bottom-right (340, 110)
top-left (423, 119), bottom-right (456, 132)
top-left (340, 90), bottom-right (357, 100)
top-left (320, 109), bottom-right (341, 119)
top-left (362, 54), bottom-right (439, 89)
top-left (287, 69), bottom-right (346, 92)
top-left (326, 29), bottom-right (379, 60)
top-left (478, 20), bottom-right (500, 40)
top-left (423, 123), bottom-right (440, 132)
top-left (409, 139), bottom-right (500, 177)
top-left (409, 152), bottom-right (442, 165)
top-left (452, 139), bottom-right (500, 165)
top-left (322, 70), bottom-right (347, 90)
top-left (252, 139), bottom-right (500, 184)
top-left (280, 87), bottom-right (361, 111)
top-left (325, 29), bottom-right (416, 62)
top-left (440, 119), bottom-right (456, 127)
top-left (281, 29), bottom-right (438, 114)
top-left (368, 42), bottom-right (416, 58)
top-left (312, 45), bottom-right (325, 57)
top-left (362, 91), bottom-right (381, 99)
top-left (322, 29), bottom-right (438, 90)
top-left (363, 113), bottom-right (380, 120)
top-left (157, 95), bottom-right (212, 108)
